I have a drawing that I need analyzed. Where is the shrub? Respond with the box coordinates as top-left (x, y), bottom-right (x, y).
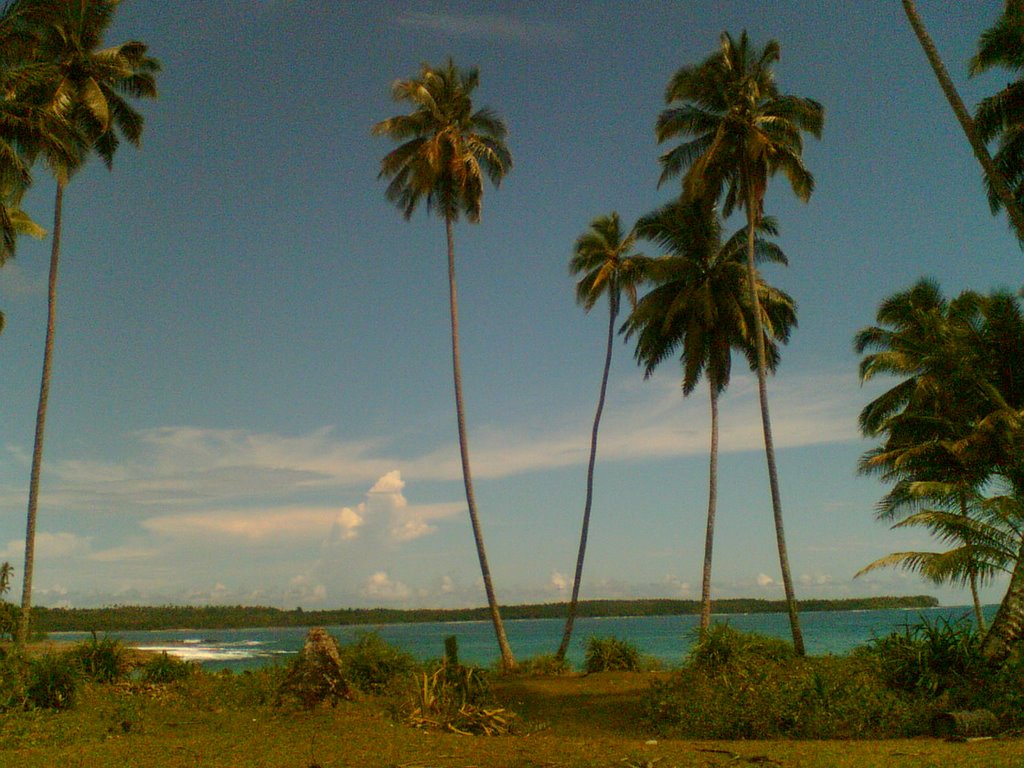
top-left (70, 632), bottom-right (128, 683)
top-left (856, 616), bottom-right (983, 696)
top-left (339, 632), bottom-right (415, 694)
top-left (510, 654), bottom-right (570, 676)
top-left (0, 649), bottom-right (28, 711)
top-left (26, 652), bottom-right (80, 710)
top-left (140, 651), bottom-right (195, 684)
top-left (642, 652), bottom-right (928, 739)
top-left (584, 636), bottom-right (641, 673)
top-left (689, 623), bottom-right (794, 671)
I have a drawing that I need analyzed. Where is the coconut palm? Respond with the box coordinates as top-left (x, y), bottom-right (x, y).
top-left (656, 30), bottom-right (823, 654)
top-left (856, 280), bottom-right (1000, 629)
top-left (555, 212), bottom-right (648, 662)
top-left (624, 199), bottom-right (796, 636)
top-left (373, 59), bottom-right (516, 670)
top-left (899, 0), bottom-right (1024, 240)
top-left (16, 0), bottom-right (159, 646)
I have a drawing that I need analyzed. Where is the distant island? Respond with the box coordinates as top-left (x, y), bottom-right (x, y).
top-left (32, 596), bottom-right (939, 633)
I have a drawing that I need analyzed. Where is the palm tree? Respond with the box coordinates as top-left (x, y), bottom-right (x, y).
top-left (373, 59), bottom-right (516, 670)
top-left (656, 30), bottom-right (823, 655)
top-left (969, 0), bottom-right (1024, 234)
top-left (17, 0), bottom-right (159, 646)
top-left (625, 200), bottom-right (796, 636)
top-left (556, 212), bottom-right (648, 662)
top-left (855, 280), bottom-right (995, 627)
top-left (900, 0), bottom-right (1024, 241)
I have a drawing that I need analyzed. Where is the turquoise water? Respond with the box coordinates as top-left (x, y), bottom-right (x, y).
top-left (50, 605), bottom-right (989, 673)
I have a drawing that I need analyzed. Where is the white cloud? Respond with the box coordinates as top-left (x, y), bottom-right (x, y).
top-left (550, 571), bottom-right (569, 592)
top-left (0, 531), bottom-right (92, 561)
top-left (142, 506), bottom-right (338, 541)
top-left (363, 571), bottom-right (410, 601)
top-left (756, 573), bottom-right (775, 587)
top-left (89, 545), bottom-right (159, 563)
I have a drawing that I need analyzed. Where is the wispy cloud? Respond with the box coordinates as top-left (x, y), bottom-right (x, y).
top-left (394, 10), bottom-right (571, 46)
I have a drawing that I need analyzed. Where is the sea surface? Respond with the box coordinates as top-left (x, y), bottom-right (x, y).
top-left (49, 605), bottom-right (992, 673)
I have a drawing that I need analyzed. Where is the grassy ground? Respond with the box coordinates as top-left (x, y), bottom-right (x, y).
top-left (1, 670), bottom-right (1021, 767)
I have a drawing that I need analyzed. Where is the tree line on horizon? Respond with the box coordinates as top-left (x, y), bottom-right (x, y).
top-left (2, 2), bottom-right (1024, 670)
top-left (374, 2), bottom-right (1024, 670)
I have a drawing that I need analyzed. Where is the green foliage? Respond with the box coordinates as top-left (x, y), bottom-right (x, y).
top-left (25, 652), bottom-right (80, 711)
top-left (69, 631), bottom-right (127, 683)
top-left (643, 653), bottom-right (924, 739)
top-left (508, 654), bottom-right (570, 676)
top-left (0, 649), bottom-right (29, 711)
top-left (856, 616), bottom-right (983, 696)
top-left (139, 651), bottom-right (194, 684)
top-left (403, 649), bottom-right (513, 735)
top-left (689, 623), bottom-right (794, 671)
top-left (584, 636), bottom-right (641, 672)
top-left (339, 632), bottom-right (416, 695)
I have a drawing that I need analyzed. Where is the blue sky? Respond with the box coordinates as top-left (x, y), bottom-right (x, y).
top-left (1, 1), bottom-right (1021, 610)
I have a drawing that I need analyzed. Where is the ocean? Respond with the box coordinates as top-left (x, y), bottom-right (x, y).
top-left (47, 604), bottom-right (992, 673)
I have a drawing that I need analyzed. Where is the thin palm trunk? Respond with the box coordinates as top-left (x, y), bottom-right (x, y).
top-left (18, 180), bottom-right (63, 647)
top-left (556, 296), bottom-right (618, 661)
top-left (744, 184), bottom-right (805, 656)
top-left (700, 382), bottom-right (720, 635)
top-left (901, 0), bottom-right (1024, 243)
top-left (980, 536), bottom-right (1024, 663)
top-left (445, 217), bottom-right (515, 670)
top-left (959, 493), bottom-right (986, 632)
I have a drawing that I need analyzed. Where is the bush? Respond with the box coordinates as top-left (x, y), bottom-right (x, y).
top-left (509, 654), bottom-right (570, 676)
top-left (70, 632), bottom-right (127, 683)
top-left (26, 652), bottom-right (80, 710)
top-left (642, 652), bottom-right (928, 739)
top-left (140, 651), bottom-right (195, 684)
top-left (689, 623), bottom-right (794, 671)
top-left (584, 636), bottom-right (641, 673)
top-left (0, 649), bottom-right (28, 711)
top-left (339, 632), bottom-right (415, 694)
top-left (856, 616), bottom-right (983, 696)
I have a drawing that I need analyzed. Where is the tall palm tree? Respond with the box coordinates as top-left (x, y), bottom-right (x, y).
top-left (373, 59), bottom-right (516, 670)
top-left (656, 30), bottom-right (823, 654)
top-left (17, 0), bottom-right (159, 646)
top-left (555, 212), bottom-right (647, 662)
top-left (625, 200), bottom-right (796, 635)
top-left (900, 0), bottom-right (1024, 241)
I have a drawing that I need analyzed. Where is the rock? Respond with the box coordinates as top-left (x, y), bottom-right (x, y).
top-left (276, 627), bottom-right (353, 708)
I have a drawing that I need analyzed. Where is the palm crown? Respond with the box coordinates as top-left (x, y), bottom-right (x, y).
top-left (373, 58), bottom-right (511, 223)
top-left (569, 212), bottom-right (647, 317)
top-left (656, 30), bottom-right (823, 218)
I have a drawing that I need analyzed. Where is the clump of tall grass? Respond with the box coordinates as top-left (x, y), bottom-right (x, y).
top-left (584, 636), bottom-right (642, 672)
top-left (339, 631), bottom-right (416, 694)
top-left (69, 632), bottom-right (128, 683)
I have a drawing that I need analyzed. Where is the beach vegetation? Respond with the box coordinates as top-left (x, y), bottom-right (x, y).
top-left (558, 212), bottom-right (648, 662)
top-left (68, 631), bottom-right (127, 683)
top-left (625, 201), bottom-right (796, 637)
top-left (139, 651), bottom-right (194, 684)
top-left (338, 631), bottom-right (416, 695)
top-left (373, 58), bottom-right (515, 670)
top-left (656, 30), bottom-right (824, 655)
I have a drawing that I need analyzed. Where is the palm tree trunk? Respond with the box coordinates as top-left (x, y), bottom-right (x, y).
top-left (18, 180), bottom-right (63, 647)
top-left (980, 535), bottom-right (1024, 664)
top-left (744, 184), bottom-right (805, 656)
top-left (445, 217), bottom-right (515, 671)
top-left (556, 296), bottom-right (618, 662)
top-left (901, 0), bottom-right (1024, 243)
top-left (700, 382), bottom-right (720, 635)
top-left (960, 493), bottom-right (986, 632)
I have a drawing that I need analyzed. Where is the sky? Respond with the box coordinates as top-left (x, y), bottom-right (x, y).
top-left (1, 1), bottom-right (1022, 612)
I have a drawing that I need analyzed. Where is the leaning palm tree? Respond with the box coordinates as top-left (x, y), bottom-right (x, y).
top-left (625, 200), bottom-right (796, 636)
top-left (900, 0), bottom-right (1024, 241)
top-left (656, 30), bottom-right (823, 654)
top-left (373, 58), bottom-right (516, 670)
top-left (555, 212), bottom-right (647, 662)
top-left (17, 0), bottom-right (159, 646)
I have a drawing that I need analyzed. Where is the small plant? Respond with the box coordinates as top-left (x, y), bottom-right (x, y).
top-left (70, 631), bottom-right (128, 683)
top-left (26, 652), bottom-right (80, 710)
top-left (140, 651), bottom-right (195, 684)
top-left (339, 632), bottom-right (415, 695)
top-left (584, 636), bottom-right (641, 672)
